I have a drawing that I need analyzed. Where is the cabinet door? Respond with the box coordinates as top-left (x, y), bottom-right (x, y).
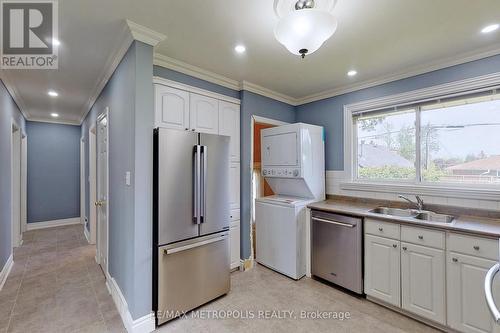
top-left (190, 93), bottom-right (219, 134)
top-left (229, 163), bottom-right (240, 210)
top-left (365, 234), bottom-right (401, 307)
top-left (230, 224), bottom-right (240, 270)
top-left (447, 252), bottom-right (500, 333)
top-left (219, 101), bottom-right (240, 162)
top-left (155, 85), bottom-right (190, 130)
top-left (401, 242), bottom-right (445, 324)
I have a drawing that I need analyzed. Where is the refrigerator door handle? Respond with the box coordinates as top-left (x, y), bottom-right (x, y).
top-left (200, 145), bottom-right (208, 223)
top-left (163, 234), bottom-right (228, 255)
top-left (193, 145), bottom-right (201, 224)
top-left (485, 263), bottom-right (500, 324)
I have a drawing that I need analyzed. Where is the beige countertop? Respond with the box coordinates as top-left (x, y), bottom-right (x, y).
top-left (308, 200), bottom-right (500, 239)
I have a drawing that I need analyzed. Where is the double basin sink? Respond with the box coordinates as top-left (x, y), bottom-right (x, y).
top-left (369, 207), bottom-right (455, 223)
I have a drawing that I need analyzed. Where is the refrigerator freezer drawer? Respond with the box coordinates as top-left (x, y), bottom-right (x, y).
top-left (156, 232), bottom-right (230, 325)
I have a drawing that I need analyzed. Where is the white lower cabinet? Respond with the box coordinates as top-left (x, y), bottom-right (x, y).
top-left (230, 223), bottom-right (240, 270)
top-left (447, 252), bottom-right (499, 333)
top-left (365, 234), bottom-right (401, 307)
top-left (401, 242), bottom-right (446, 324)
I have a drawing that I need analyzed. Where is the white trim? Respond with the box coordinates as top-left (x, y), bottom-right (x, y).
top-left (153, 76), bottom-right (241, 105)
top-left (107, 277), bottom-right (155, 333)
top-left (78, 23), bottom-right (134, 124)
top-left (0, 254), bottom-right (13, 291)
top-left (296, 44), bottom-right (500, 105)
top-left (80, 138), bottom-right (86, 225)
top-left (341, 72), bottom-right (500, 201)
top-left (89, 125), bottom-right (97, 245)
top-left (240, 81), bottom-right (298, 106)
top-left (27, 117), bottom-right (81, 126)
top-left (20, 136), bottom-right (27, 233)
top-left (126, 20), bottom-right (166, 47)
top-left (251, 115), bottom-right (289, 126)
top-left (84, 226), bottom-right (91, 244)
top-left (11, 121), bottom-right (21, 248)
top-left (154, 53), bottom-right (241, 91)
top-left (1, 73), bottom-right (30, 119)
top-left (26, 217), bottom-right (81, 231)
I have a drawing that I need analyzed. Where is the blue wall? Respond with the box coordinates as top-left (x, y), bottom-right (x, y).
top-left (239, 91), bottom-right (296, 258)
top-left (296, 54), bottom-right (500, 170)
top-left (81, 41), bottom-right (154, 320)
top-left (26, 121), bottom-right (81, 223)
top-left (0, 81), bottom-right (25, 270)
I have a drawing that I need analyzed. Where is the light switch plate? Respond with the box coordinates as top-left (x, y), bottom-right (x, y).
top-left (125, 171), bottom-right (131, 186)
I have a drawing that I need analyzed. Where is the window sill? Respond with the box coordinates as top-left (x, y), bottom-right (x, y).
top-left (340, 181), bottom-right (500, 201)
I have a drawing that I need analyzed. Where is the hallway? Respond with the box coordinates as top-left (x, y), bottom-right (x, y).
top-left (0, 225), bottom-right (125, 333)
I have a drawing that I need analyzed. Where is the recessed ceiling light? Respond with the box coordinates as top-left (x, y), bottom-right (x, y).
top-left (234, 44), bottom-right (246, 54)
top-left (52, 38), bottom-right (60, 46)
top-left (50, 113), bottom-right (59, 118)
top-left (481, 24), bottom-right (499, 34)
top-left (347, 70), bottom-right (358, 77)
top-left (48, 90), bottom-right (58, 97)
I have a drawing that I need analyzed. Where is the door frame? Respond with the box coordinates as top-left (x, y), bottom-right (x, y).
top-left (80, 138), bottom-right (86, 227)
top-left (10, 119), bottom-right (22, 248)
top-left (20, 135), bottom-right (27, 233)
top-left (89, 125), bottom-right (97, 245)
top-left (96, 108), bottom-right (110, 277)
top-left (249, 115), bottom-right (288, 260)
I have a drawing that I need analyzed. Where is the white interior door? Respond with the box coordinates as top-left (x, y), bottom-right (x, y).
top-left (97, 111), bottom-right (109, 275)
top-left (11, 124), bottom-right (21, 248)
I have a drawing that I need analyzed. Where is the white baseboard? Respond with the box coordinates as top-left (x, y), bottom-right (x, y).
top-left (0, 254), bottom-right (14, 291)
top-left (107, 276), bottom-right (155, 333)
top-left (26, 217), bottom-right (81, 231)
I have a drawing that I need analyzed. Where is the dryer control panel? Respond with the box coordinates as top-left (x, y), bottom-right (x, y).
top-left (262, 168), bottom-right (300, 178)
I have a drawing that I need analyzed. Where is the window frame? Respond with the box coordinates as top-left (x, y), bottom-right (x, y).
top-left (342, 72), bottom-right (500, 200)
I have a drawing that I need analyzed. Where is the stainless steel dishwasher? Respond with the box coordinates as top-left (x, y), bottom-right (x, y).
top-left (311, 210), bottom-right (363, 294)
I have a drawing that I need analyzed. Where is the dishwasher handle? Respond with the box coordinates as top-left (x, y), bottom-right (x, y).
top-left (485, 263), bottom-right (500, 324)
top-left (312, 217), bottom-right (356, 228)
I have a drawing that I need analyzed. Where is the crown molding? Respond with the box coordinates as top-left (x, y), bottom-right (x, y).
top-left (296, 43), bottom-right (500, 105)
top-left (78, 22), bottom-right (134, 124)
top-left (27, 117), bottom-right (80, 126)
top-left (1, 72), bottom-right (30, 119)
top-left (240, 81), bottom-right (299, 106)
top-left (154, 53), bottom-right (241, 91)
top-left (126, 20), bottom-right (166, 47)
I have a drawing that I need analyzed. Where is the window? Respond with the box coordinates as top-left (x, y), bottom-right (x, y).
top-left (353, 91), bottom-right (500, 186)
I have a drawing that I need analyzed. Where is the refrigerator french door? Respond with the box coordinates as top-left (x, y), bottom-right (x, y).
top-left (153, 128), bottom-right (230, 326)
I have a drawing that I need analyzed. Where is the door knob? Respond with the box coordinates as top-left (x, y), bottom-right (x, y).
top-left (452, 258), bottom-right (458, 262)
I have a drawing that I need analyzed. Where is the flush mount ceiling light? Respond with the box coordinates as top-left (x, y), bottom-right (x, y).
top-left (52, 38), bottom-right (61, 46)
top-left (234, 44), bottom-right (246, 54)
top-left (48, 90), bottom-right (58, 97)
top-left (347, 70), bottom-right (357, 77)
top-left (50, 113), bottom-right (59, 118)
top-left (274, 0), bottom-right (338, 58)
top-left (481, 24), bottom-right (499, 34)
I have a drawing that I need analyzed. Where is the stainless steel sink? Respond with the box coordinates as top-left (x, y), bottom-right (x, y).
top-left (414, 212), bottom-right (454, 223)
top-left (369, 207), bottom-right (455, 223)
top-left (369, 207), bottom-right (419, 217)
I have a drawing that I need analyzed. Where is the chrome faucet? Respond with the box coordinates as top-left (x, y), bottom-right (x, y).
top-left (398, 195), bottom-right (424, 211)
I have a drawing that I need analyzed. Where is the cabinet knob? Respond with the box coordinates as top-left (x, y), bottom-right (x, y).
top-left (473, 245), bottom-right (480, 251)
top-left (191, 129), bottom-right (195, 131)
top-left (402, 246), bottom-right (407, 251)
top-left (185, 128), bottom-right (189, 131)
top-left (452, 258), bottom-right (458, 262)
top-left (230, 215), bottom-right (233, 219)
top-left (418, 235), bottom-right (424, 240)
top-left (378, 227), bottom-right (383, 232)
top-left (392, 244), bottom-right (397, 248)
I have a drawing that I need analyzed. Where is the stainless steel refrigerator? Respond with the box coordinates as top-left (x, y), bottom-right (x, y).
top-left (153, 128), bottom-right (230, 326)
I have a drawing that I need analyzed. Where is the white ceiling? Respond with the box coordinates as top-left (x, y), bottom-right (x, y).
top-left (2, 0), bottom-right (500, 124)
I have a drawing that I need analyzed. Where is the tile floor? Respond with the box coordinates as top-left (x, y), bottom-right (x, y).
top-left (1, 224), bottom-right (438, 333)
top-left (0, 224), bottom-right (126, 333)
top-left (157, 265), bottom-right (439, 333)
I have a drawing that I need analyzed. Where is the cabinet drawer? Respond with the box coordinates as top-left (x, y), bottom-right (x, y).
top-left (401, 226), bottom-right (445, 249)
top-left (365, 219), bottom-right (400, 240)
top-left (447, 233), bottom-right (498, 261)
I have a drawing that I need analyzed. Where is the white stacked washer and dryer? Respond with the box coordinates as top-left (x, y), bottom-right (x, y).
top-left (255, 123), bottom-right (325, 280)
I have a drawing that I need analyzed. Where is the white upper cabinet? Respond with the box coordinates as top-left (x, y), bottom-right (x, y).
top-left (155, 85), bottom-right (190, 130)
top-left (401, 242), bottom-right (446, 325)
top-left (190, 93), bottom-right (219, 134)
top-left (219, 101), bottom-right (240, 162)
top-left (364, 234), bottom-right (401, 307)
